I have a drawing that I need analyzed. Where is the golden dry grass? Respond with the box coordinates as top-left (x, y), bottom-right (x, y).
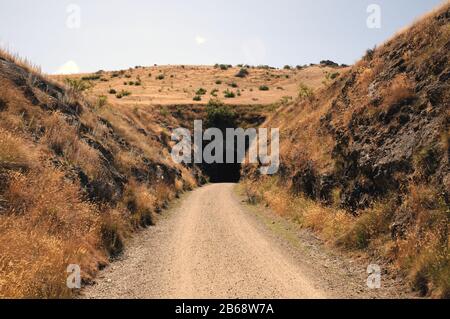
top-left (242, 177), bottom-right (449, 298)
top-left (0, 48), bottom-right (199, 299)
top-left (54, 65), bottom-right (344, 107)
top-left (0, 168), bottom-right (102, 298)
top-left (0, 128), bottom-right (33, 170)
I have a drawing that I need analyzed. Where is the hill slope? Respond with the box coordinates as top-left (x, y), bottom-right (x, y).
top-left (0, 51), bottom-right (201, 298)
top-left (243, 3), bottom-right (449, 298)
top-left (55, 64), bottom-right (345, 106)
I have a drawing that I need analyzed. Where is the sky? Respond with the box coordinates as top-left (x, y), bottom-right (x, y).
top-left (0, 0), bottom-right (445, 74)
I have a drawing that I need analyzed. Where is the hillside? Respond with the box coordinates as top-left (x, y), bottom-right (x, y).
top-left (0, 51), bottom-right (203, 298)
top-left (242, 3), bottom-right (449, 298)
top-left (55, 64), bottom-right (345, 106)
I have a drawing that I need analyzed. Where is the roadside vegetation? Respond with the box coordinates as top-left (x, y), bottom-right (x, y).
top-left (0, 49), bottom-right (198, 298)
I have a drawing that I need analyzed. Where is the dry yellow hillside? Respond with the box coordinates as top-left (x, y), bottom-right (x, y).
top-left (54, 64), bottom-right (346, 106)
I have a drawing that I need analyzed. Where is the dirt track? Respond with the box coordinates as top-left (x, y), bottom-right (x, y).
top-left (82, 183), bottom-right (412, 299)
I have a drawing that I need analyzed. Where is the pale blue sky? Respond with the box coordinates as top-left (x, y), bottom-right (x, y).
top-left (0, 0), bottom-right (444, 73)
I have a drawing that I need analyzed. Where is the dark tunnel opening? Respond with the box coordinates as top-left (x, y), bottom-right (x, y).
top-left (200, 104), bottom-right (248, 184)
top-left (201, 146), bottom-right (243, 183)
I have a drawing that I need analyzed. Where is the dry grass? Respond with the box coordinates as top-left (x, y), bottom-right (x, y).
top-left (394, 185), bottom-right (449, 298)
top-left (242, 177), bottom-right (354, 242)
top-left (0, 128), bottom-right (33, 170)
top-left (242, 177), bottom-right (449, 298)
top-left (42, 112), bottom-right (104, 179)
top-left (54, 65), bottom-right (346, 107)
top-left (0, 49), bottom-right (200, 299)
top-left (0, 48), bottom-right (42, 76)
top-left (122, 180), bottom-right (157, 228)
top-left (0, 168), bottom-right (103, 298)
top-left (381, 74), bottom-right (415, 109)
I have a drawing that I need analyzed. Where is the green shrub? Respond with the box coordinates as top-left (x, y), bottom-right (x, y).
top-left (235, 68), bottom-right (249, 78)
top-left (206, 99), bottom-right (236, 128)
top-left (97, 95), bottom-right (108, 108)
top-left (298, 83), bottom-right (314, 99)
top-left (156, 74), bottom-right (165, 80)
top-left (223, 89), bottom-right (236, 98)
top-left (81, 74), bottom-right (101, 81)
top-left (116, 90), bottom-right (132, 99)
top-left (211, 88), bottom-right (219, 97)
top-left (207, 98), bottom-right (225, 108)
top-left (215, 80), bottom-right (222, 85)
top-left (259, 85), bottom-right (269, 91)
top-left (64, 78), bottom-right (91, 92)
top-left (229, 82), bottom-right (238, 88)
top-left (196, 88), bottom-right (207, 95)
top-left (330, 72), bottom-right (340, 80)
top-left (193, 95), bottom-right (202, 101)
top-left (364, 46), bottom-right (376, 61)
top-left (108, 89), bottom-right (117, 95)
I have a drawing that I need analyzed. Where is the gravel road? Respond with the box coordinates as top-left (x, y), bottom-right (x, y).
top-left (82, 183), bottom-right (412, 299)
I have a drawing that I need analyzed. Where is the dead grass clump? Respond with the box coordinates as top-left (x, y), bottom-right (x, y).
top-left (154, 182), bottom-right (176, 206)
top-left (0, 168), bottom-right (102, 298)
top-left (42, 112), bottom-right (103, 179)
top-left (242, 178), bottom-right (449, 298)
top-left (338, 200), bottom-right (395, 250)
top-left (242, 177), bottom-right (354, 242)
top-left (122, 180), bottom-right (156, 228)
top-left (181, 167), bottom-right (197, 191)
top-left (100, 209), bottom-right (128, 259)
top-left (382, 73), bottom-right (415, 108)
top-left (114, 150), bottom-right (140, 175)
top-left (0, 48), bottom-right (42, 76)
top-left (394, 185), bottom-right (449, 298)
top-left (0, 128), bottom-right (33, 170)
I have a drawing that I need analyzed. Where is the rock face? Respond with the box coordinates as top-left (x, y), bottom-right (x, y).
top-left (241, 5), bottom-right (449, 297)
top-left (324, 9), bottom-right (449, 211)
top-left (269, 5), bottom-right (449, 212)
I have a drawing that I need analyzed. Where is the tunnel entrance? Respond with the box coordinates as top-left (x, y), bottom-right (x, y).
top-left (167, 102), bottom-right (267, 184)
top-left (202, 159), bottom-right (242, 183)
top-left (200, 103), bottom-right (244, 184)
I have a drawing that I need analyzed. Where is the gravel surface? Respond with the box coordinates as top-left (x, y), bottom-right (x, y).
top-left (82, 183), bottom-right (413, 299)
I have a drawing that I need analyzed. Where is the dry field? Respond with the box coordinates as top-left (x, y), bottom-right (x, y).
top-left (55, 64), bottom-right (345, 106)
